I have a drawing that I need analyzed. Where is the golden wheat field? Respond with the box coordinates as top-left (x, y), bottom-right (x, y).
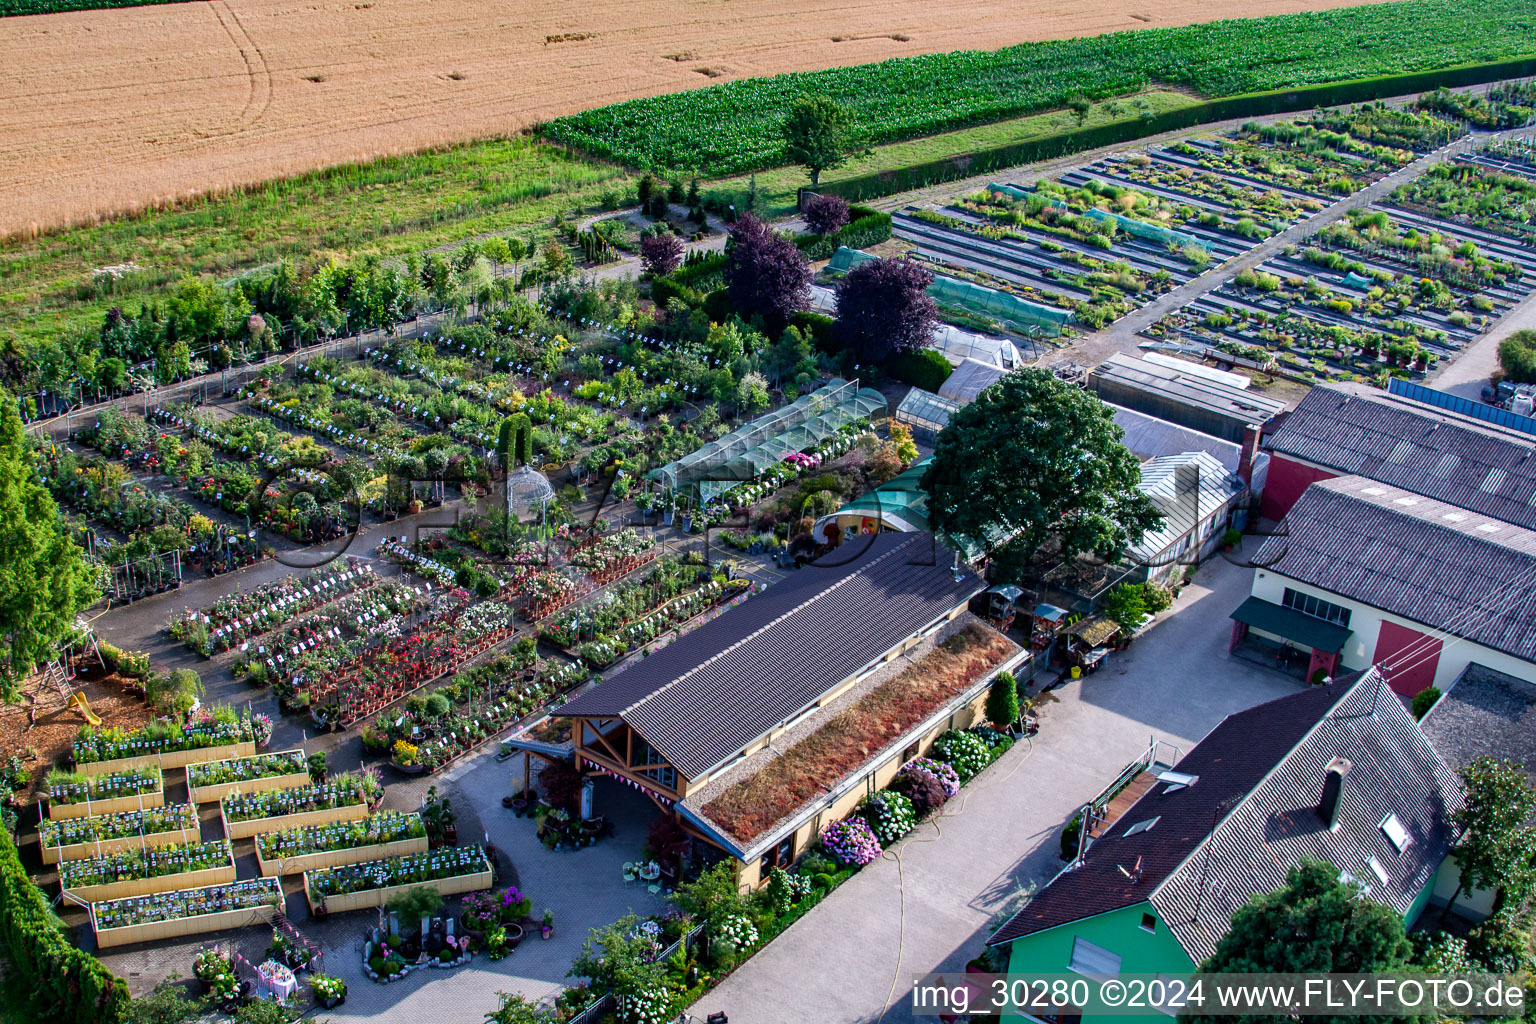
top-left (0, 0), bottom-right (1398, 237)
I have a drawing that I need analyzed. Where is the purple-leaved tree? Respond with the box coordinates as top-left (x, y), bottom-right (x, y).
top-left (833, 256), bottom-right (936, 362)
top-left (803, 194), bottom-right (850, 237)
top-left (723, 214), bottom-right (811, 326)
top-left (640, 233), bottom-right (685, 278)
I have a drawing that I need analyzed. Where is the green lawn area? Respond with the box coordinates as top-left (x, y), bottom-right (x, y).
top-left (0, 137), bottom-right (623, 352)
top-left (0, 90), bottom-right (1203, 354)
top-left (715, 91), bottom-right (1200, 217)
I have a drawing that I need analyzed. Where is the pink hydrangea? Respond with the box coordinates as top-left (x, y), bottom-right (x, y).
top-left (820, 817), bottom-right (882, 867)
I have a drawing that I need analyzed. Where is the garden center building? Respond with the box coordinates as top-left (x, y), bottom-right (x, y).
top-left (988, 671), bottom-right (1461, 1021)
top-left (1230, 475), bottom-right (1536, 696)
top-left (556, 532), bottom-right (1025, 886)
top-left (1260, 380), bottom-right (1536, 525)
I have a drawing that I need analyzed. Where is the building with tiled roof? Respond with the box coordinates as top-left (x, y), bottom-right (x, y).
top-left (988, 671), bottom-right (1461, 1009)
top-left (1261, 381), bottom-right (1536, 526)
top-left (1232, 474), bottom-right (1536, 696)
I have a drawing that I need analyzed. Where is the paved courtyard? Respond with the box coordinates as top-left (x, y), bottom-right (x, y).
top-left (82, 525), bottom-right (1294, 1024)
top-left (701, 554), bottom-right (1301, 1024)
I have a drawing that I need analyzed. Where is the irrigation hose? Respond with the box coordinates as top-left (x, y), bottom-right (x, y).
top-left (874, 731), bottom-right (1037, 1024)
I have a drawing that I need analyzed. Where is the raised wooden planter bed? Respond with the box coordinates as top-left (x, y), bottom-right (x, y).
top-left (302, 859), bottom-right (492, 916)
top-left (92, 884), bottom-right (281, 949)
top-left (48, 783), bottom-right (166, 821)
top-left (221, 800), bottom-right (369, 841)
top-left (75, 740), bottom-right (257, 777)
top-left (186, 749), bottom-right (311, 804)
top-left (64, 854), bottom-right (237, 903)
top-left (41, 822), bottom-right (202, 866)
top-left (256, 833), bottom-right (428, 877)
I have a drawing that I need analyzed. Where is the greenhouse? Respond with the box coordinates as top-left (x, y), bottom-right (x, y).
top-left (648, 379), bottom-right (887, 499)
top-left (894, 388), bottom-right (961, 442)
top-left (937, 358), bottom-right (1008, 405)
top-left (828, 247), bottom-right (1074, 336)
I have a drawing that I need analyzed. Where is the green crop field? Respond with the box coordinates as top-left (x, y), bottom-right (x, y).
top-left (541, 0), bottom-right (1536, 174)
top-left (1, 0), bottom-right (186, 14)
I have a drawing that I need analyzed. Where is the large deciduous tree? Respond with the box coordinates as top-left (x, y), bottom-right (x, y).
top-left (1188, 858), bottom-right (1425, 1024)
top-left (922, 369), bottom-right (1160, 578)
top-left (723, 214), bottom-right (810, 328)
top-left (1442, 756), bottom-right (1536, 920)
top-left (782, 94), bottom-right (855, 187)
top-left (833, 256), bottom-right (936, 362)
top-left (0, 393), bottom-right (98, 701)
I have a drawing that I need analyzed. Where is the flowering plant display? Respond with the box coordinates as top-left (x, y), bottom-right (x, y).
top-left (187, 749), bottom-right (307, 789)
top-left (931, 729), bottom-right (990, 782)
top-left (61, 839), bottom-right (233, 890)
top-left (461, 885), bottom-right (532, 931)
top-left (251, 580), bottom-right (434, 687)
top-left (522, 570), bottom-right (583, 619)
top-left (73, 707), bottom-right (262, 765)
top-left (93, 877), bottom-right (284, 930)
top-left (255, 812), bottom-right (425, 860)
top-left (168, 559), bottom-right (376, 654)
top-left (310, 974), bottom-right (347, 1002)
top-left (222, 776), bottom-right (369, 823)
top-left (305, 844), bottom-right (489, 899)
top-left (40, 802), bottom-right (199, 849)
top-left (193, 948), bottom-right (239, 998)
top-left (47, 767), bottom-right (160, 806)
top-left (539, 558), bottom-right (744, 666)
top-left (898, 757), bottom-right (961, 798)
top-left (711, 913), bottom-right (759, 955)
top-left (859, 791), bottom-right (917, 846)
top-left (567, 529), bottom-right (656, 583)
top-left (818, 817), bottom-right (882, 867)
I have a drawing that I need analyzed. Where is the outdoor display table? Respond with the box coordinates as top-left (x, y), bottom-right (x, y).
top-left (91, 878), bottom-right (283, 949)
top-left (62, 841), bottom-right (236, 903)
top-left (47, 776), bottom-right (165, 821)
top-left (256, 961), bottom-right (298, 1001)
top-left (40, 808), bottom-right (201, 865)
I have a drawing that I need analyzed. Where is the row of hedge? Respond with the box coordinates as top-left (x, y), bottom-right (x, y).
top-left (0, 832), bottom-right (129, 1023)
top-left (814, 55), bottom-right (1536, 204)
top-left (1, 0), bottom-right (187, 13)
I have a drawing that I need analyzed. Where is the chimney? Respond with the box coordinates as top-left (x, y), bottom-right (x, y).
top-left (1238, 423), bottom-right (1261, 487)
top-left (1317, 757), bottom-right (1351, 830)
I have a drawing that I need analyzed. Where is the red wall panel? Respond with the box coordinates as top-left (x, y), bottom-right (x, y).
top-left (1261, 455), bottom-right (1338, 522)
top-left (1372, 619), bottom-right (1442, 697)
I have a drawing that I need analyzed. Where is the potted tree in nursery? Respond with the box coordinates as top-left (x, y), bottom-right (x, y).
top-left (422, 785), bottom-right (457, 846)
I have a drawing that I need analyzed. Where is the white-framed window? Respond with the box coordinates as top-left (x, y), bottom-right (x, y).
top-left (1380, 813), bottom-right (1412, 854)
top-left (1067, 937), bottom-right (1121, 976)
